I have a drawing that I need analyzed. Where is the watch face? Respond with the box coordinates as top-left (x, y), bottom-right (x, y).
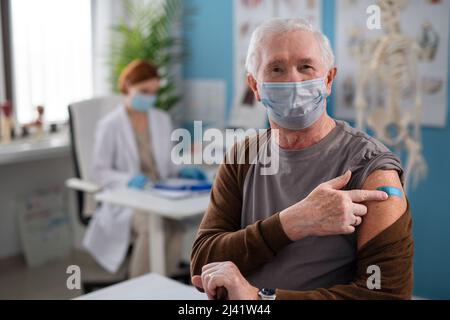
top-left (261, 288), bottom-right (276, 296)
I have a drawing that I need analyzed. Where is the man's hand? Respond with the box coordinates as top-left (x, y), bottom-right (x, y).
top-left (279, 170), bottom-right (389, 241)
top-left (191, 262), bottom-right (259, 300)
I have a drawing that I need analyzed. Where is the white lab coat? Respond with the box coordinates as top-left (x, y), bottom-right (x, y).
top-left (83, 104), bottom-right (177, 273)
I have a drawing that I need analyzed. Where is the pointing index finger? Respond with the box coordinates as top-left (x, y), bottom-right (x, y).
top-left (348, 189), bottom-right (388, 203)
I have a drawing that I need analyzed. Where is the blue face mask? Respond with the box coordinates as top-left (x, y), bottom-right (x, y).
top-left (260, 77), bottom-right (328, 130)
top-left (131, 92), bottom-right (157, 112)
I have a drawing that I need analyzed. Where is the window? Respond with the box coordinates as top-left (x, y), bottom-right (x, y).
top-left (10, 0), bottom-right (93, 124)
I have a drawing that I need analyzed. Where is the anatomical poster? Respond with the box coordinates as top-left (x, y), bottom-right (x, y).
top-left (335, 0), bottom-right (449, 128)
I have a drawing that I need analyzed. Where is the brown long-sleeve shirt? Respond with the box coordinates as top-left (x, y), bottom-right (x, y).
top-left (191, 127), bottom-right (414, 299)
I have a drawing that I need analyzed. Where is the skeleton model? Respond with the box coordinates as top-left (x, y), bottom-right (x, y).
top-left (352, 0), bottom-right (428, 191)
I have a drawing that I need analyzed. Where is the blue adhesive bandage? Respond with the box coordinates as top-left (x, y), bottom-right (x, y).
top-left (376, 186), bottom-right (403, 198)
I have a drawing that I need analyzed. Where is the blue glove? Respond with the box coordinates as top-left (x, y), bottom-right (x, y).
top-left (128, 174), bottom-right (150, 190)
top-left (178, 167), bottom-right (208, 181)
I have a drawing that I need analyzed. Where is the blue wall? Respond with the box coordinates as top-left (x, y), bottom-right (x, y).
top-left (183, 0), bottom-right (234, 120)
top-left (183, 0), bottom-right (450, 299)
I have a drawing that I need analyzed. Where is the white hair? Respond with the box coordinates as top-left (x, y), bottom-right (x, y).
top-left (245, 18), bottom-right (335, 77)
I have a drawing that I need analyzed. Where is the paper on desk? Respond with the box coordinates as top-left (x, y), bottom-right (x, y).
top-left (149, 189), bottom-right (197, 200)
top-left (146, 178), bottom-right (211, 200)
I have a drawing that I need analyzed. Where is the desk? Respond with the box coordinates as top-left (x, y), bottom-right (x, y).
top-left (95, 189), bottom-right (210, 275)
top-left (77, 273), bottom-right (206, 300)
top-left (77, 273), bottom-right (426, 300)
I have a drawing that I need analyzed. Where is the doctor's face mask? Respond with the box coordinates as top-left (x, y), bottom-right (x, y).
top-left (131, 92), bottom-right (157, 112)
top-left (259, 76), bottom-right (329, 130)
top-left (127, 78), bottom-right (160, 112)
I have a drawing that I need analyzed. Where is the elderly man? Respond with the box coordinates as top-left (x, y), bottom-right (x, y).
top-left (190, 18), bottom-right (413, 300)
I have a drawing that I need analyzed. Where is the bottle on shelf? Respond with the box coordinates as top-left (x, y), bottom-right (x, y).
top-left (0, 101), bottom-right (13, 144)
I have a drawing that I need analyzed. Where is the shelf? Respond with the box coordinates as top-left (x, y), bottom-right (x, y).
top-left (0, 130), bottom-right (71, 166)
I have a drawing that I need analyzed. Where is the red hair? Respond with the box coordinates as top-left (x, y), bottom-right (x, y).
top-left (118, 60), bottom-right (160, 94)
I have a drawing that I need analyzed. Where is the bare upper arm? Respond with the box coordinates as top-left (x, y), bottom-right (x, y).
top-left (357, 170), bottom-right (407, 250)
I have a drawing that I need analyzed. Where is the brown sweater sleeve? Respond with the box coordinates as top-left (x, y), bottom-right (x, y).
top-left (276, 203), bottom-right (414, 300)
top-left (190, 140), bottom-right (292, 277)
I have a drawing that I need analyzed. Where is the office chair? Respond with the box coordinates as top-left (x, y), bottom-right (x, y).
top-left (67, 96), bottom-right (126, 293)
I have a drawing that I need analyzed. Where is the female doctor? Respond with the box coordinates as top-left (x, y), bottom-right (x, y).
top-left (83, 60), bottom-right (206, 278)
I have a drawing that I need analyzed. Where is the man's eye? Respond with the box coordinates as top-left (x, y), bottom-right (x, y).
top-left (300, 65), bottom-right (313, 71)
top-left (272, 67), bottom-right (283, 73)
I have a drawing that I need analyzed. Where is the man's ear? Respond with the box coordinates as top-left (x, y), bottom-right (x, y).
top-left (325, 67), bottom-right (337, 96)
top-left (247, 74), bottom-right (261, 102)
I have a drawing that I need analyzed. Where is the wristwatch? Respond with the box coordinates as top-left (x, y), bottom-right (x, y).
top-left (258, 288), bottom-right (277, 300)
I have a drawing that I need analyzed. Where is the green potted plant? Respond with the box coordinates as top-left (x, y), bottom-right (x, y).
top-left (109, 0), bottom-right (183, 111)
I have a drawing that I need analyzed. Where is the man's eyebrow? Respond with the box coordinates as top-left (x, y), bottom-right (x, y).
top-left (265, 59), bottom-right (287, 68)
top-left (264, 57), bottom-right (318, 68)
top-left (298, 58), bottom-right (316, 65)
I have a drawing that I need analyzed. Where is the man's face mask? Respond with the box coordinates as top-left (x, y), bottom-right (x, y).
top-left (131, 92), bottom-right (157, 112)
top-left (260, 77), bottom-right (328, 130)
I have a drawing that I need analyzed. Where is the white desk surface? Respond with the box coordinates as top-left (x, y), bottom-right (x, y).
top-left (77, 273), bottom-right (427, 300)
top-left (95, 188), bottom-right (210, 220)
top-left (0, 130), bottom-right (70, 166)
top-left (77, 273), bottom-right (206, 300)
